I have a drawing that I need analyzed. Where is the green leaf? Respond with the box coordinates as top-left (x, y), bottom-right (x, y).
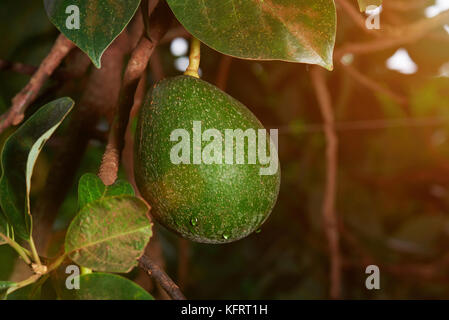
top-left (0, 281), bottom-right (17, 300)
top-left (60, 272), bottom-right (154, 300)
top-left (65, 195), bottom-right (152, 273)
top-left (166, 0), bottom-right (336, 70)
top-left (357, 0), bottom-right (382, 12)
top-left (5, 275), bottom-right (54, 300)
top-left (44, 0), bottom-right (141, 68)
top-left (0, 97), bottom-right (74, 240)
top-left (0, 246), bottom-right (17, 281)
top-left (78, 173), bottom-right (134, 210)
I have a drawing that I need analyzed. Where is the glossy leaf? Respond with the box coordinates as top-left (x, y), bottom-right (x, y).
top-left (78, 173), bottom-right (134, 210)
top-left (166, 0), bottom-right (336, 70)
top-left (60, 273), bottom-right (153, 300)
top-left (65, 195), bottom-right (152, 273)
top-left (44, 0), bottom-right (141, 68)
top-left (357, 0), bottom-right (382, 12)
top-left (0, 97), bottom-right (74, 240)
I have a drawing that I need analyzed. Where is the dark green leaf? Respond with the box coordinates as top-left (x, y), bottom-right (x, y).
top-left (78, 173), bottom-right (134, 210)
top-left (5, 275), bottom-right (54, 300)
top-left (166, 0), bottom-right (336, 70)
top-left (0, 97), bottom-right (74, 240)
top-left (60, 272), bottom-right (153, 300)
top-left (65, 195), bottom-right (152, 273)
top-left (357, 0), bottom-right (382, 12)
top-left (0, 246), bottom-right (17, 281)
top-left (44, 0), bottom-right (141, 68)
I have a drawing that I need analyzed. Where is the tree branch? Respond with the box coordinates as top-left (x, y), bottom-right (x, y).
top-left (33, 34), bottom-right (130, 253)
top-left (310, 66), bottom-right (341, 300)
top-left (98, 0), bottom-right (172, 185)
top-left (0, 34), bottom-right (75, 134)
top-left (215, 55), bottom-right (232, 91)
top-left (335, 9), bottom-right (449, 59)
top-left (0, 59), bottom-right (38, 76)
top-left (138, 254), bottom-right (186, 300)
top-left (340, 62), bottom-right (407, 105)
top-left (335, 0), bottom-right (380, 36)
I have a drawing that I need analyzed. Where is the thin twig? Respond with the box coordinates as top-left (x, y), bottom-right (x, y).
top-left (33, 34), bottom-right (130, 253)
top-left (140, 0), bottom-right (151, 41)
top-left (177, 238), bottom-right (190, 291)
top-left (0, 59), bottom-right (70, 80)
top-left (138, 254), bottom-right (186, 300)
top-left (122, 73), bottom-right (147, 192)
top-left (335, 9), bottom-right (449, 59)
top-left (98, 0), bottom-right (172, 185)
top-left (215, 55), bottom-right (232, 91)
top-left (184, 37), bottom-right (201, 78)
top-left (0, 34), bottom-right (75, 134)
top-left (335, 0), bottom-right (380, 36)
top-left (310, 66), bottom-right (341, 300)
top-left (149, 48), bottom-right (165, 82)
top-left (0, 59), bottom-right (37, 76)
top-left (340, 62), bottom-right (407, 105)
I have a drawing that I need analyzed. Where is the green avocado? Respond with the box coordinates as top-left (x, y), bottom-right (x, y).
top-left (134, 75), bottom-right (280, 243)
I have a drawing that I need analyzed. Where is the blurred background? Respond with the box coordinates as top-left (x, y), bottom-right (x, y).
top-left (1, 0), bottom-right (449, 299)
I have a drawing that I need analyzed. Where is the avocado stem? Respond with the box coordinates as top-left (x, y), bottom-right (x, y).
top-left (184, 37), bottom-right (201, 78)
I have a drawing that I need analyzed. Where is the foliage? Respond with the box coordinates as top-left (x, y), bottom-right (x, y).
top-left (0, 0), bottom-right (448, 301)
top-left (44, 0), bottom-right (141, 67)
top-left (166, 0), bottom-right (336, 70)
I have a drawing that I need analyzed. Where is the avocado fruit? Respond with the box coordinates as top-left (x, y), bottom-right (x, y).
top-left (134, 75), bottom-right (280, 243)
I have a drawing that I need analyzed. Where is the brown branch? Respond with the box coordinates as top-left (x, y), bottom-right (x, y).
top-left (149, 48), bottom-right (165, 82)
top-left (215, 55), bottom-right (232, 91)
top-left (122, 73), bottom-right (147, 192)
top-left (138, 254), bottom-right (186, 300)
top-left (0, 34), bottom-right (75, 134)
top-left (0, 59), bottom-right (38, 76)
top-left (33, 34), bottom-right (130, 253)
top-left (310, 66), bottom-right (341, 300)
top-left (335, 0), bottom-right (380, 36)
top-left (98, 0), bottom-right (172, 185)
top-left (177, 238), bottom-right (190, 291)
top-left (340, 62), bottom-right (407, 105)
top-left (0, 59), bottom-right (71, 81)
top-left (335, 9), bottom-right (449, 59)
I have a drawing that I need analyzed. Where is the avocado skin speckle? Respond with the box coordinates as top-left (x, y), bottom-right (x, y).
top-left (134, 75), bottom-right (280, 244)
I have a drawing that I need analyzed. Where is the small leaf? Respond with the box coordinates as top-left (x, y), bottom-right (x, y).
top-left (60, 273), bottom-right (154, 300)
top-left (0, 281), bottom-right (17, 300)
top-left (166, 0), bottom-right (337, 70)
top-left (78, 173), bottom-right (134, 209)
top-left (357, 0), bottom-right (382, 12)
top-left (65, 195), bottom-right (152, 273)
top-left (44, 0), bottom-right (141, 68)
top-left (0, 97), bottom-right (74, 240)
